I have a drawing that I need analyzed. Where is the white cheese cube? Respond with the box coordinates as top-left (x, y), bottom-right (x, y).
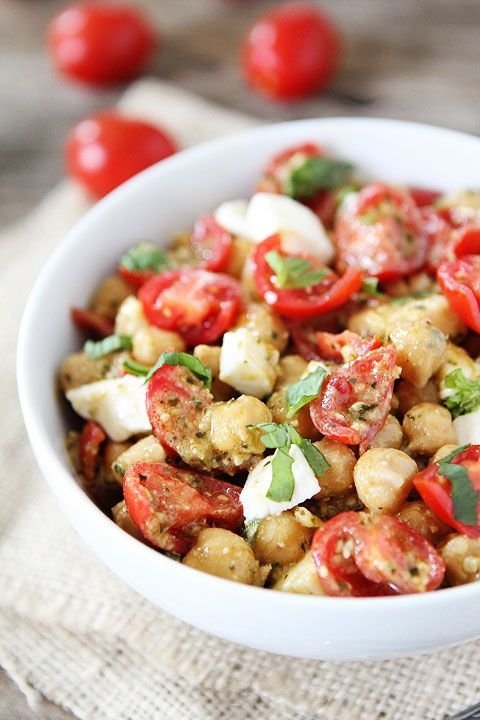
top-left (66, 375), bottom-right (151, 442)
top-left (219, 327), bottom-right (279, 398)
top-left (115, 296), bottom-right (148, 337)
top-left (214, 199), bottom-right (250, 238)
top-left (240, 444), bottom-right (321, 522)
top-left (453, 409), bottom-right (480, 445)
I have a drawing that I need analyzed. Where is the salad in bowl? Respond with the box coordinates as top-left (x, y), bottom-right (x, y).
top-left (60, 139), bottom-right (480, 598)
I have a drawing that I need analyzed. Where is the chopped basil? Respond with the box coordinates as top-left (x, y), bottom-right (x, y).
top-left (123, 358), bottom-right (151, 376)
top-left (244, 518), bottom-right (261, 544)
top-left (286, 365), bottom-right (327, 418)
top-left (267, 447), bottom-right (295, 502)
top-left (84, 334), bottom-right (132, 360)
top-left (284, 156), bottom-right (354, 199)
top-left (249, 422), bottom-right (292, 449)
top-left (438, 459), bottom-right (480, 526)
top-left (265, 250), bottom-right (329, 290)
top-left (444, 369), bottom-right (480, 418)
top-left (144, 351), bottom-right (212, 389)
top-left (362, 277), bottom-right (383, 298)
top-left (297, 438), bottom-right (330, 477)
top-left (120, 243), bottom-right (169, 272)
top-left (436, 444), bottom-right (471, 464)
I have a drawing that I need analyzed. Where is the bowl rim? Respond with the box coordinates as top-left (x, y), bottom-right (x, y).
top-left (17, 115), bottom-right (480, 612)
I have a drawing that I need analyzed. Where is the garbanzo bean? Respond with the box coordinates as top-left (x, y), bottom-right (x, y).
top-left (194, 345), bottom-right (221, 377)
top-left (395, 379), bottom-right (439, 415)
top-left (370, 415), bottom-right (403, 449)
top-left (275, 355), bottom-right (309, 389)
top-left (183, 528), bottom-right (267, 585)
top-left (430, 444), bottom-right (461, 464)
top-left (208, 395), bottom-right (271, 457)
top-left (132, 326), bottom-right (185, 365)
top-left (354, 448), bottom-right (417, 514)
top-left (226, 237), bottom-right (253, 278)
top-left (235, 302), bottom-right (288, 352)
top-left (313, 438), bottom-right (356, 498)
top-left (388, 320), bottom-right (447, 388)
top-left (272, 551), bottom-right (325, 595)
top-left (111, 435), bottom-right (166, 484)
top-left (59, 351), bottom-right (109, 391)
top-left (90, 275), bottom-right (132, 319)
top-left (252, 511), bottom-right (313, 566)
top-left (397, 501), bottom-right (451, 545)
top-left (101, 440), bottom-right (131, 484)
top-left (112, 500), bottom-right (144, 541)
top-left (266, 390), bottom-right (319, 441)
top-left (403, 403), bottom-right (457, 456)
top-left (440, 535), bottom-right (480, 585)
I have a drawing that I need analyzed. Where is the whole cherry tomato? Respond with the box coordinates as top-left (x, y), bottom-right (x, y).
top-left (437, 255), bottom-right (480, 333)
top-left (47, 2), bottom-right (155, 86)
top-left (242, 2), bottom-right (341, 101)
top-left (65, 112), bottom-right (178, 198)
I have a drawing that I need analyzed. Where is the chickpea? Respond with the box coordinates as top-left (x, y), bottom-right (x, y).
top-left (252, 511), bottom-right (313, 566)
top-left (275, 355), bottom-right (309, 389)
top-left (241, 251), bottom-right (260, 301)
top-left (430, 444), bottom-right (461, 464)
top-left (273, 551), bottom-right (325, 595)
top-left (132, 326), bottom-right (185, 366)
top-left (403, 403), bottom-right (456, 456)
top-left (225, 237), bottom-right (253, 278)
top-left (266, 390), bottom-right (319, 441)
top-left (208, 395), bottom-right (272, 457)
top-left (111, 435), bottom-right (166, 484)
top-left (90, 275), bottom-right (132, 319)
top-left (435, 342), bottom-right (479, 397)
top-left (112, 500), bottom-right (144, 542)
top-left (397, 501), bottom-right (450, 545)
top-left (370, 415), bottom-right (403, 449)
top-left (101, 440), bottom-right (131, 485)
top-left (440, 534), bottom-right (480, 586)
top-left (384, 272), bottom-right (434, 298)
top-left (389, 321), bottom-right (447, 388)
top-left (235, 302), bottom-right (288, 352)
top-left (194, 345), bottom-right (221, 377)
top-left (115, 296), bottom-right (149, 336)
top-left (395, 379), bottom-right (439, 415)
top-left (183, 528), bottom-right (266, 585)
top-left (59, 351), bottom-right (108, 391)
top-left (354, 448), bottom-right (417, 514)
top-left (314, 438), bottom-right (356, 498)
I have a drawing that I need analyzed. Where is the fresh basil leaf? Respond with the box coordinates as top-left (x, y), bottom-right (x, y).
top-left (297, 438), bottom-right (330, 477)
top-left (362, 277), bottom-right (383, 298)
top-left (439, 462), bottom-right (480, 526)
top-left (265, 250), bottom-right (329, 290)
top-left (145, 351), bottom-right (212, 389)
top-left (286, 365), bottom-right (327, 417)
top-left (267, 447), bottom-right (295, 502)
top-left (284, 156), bottom-right (354, 199)
top-left (444, 369), bottom-right (480, 418)
top-left (249, 422), bottom-right (292, 449)
top-left (244, 518), bottom-right (260, 544)
top-left (120, 243), bottom-right (169, 272)
top-left (84, 334), bottom-right (132, 360)
top-left (123, 358), bottom-right (150, 376)
top-left (437, 444), bottom-right (471, 465)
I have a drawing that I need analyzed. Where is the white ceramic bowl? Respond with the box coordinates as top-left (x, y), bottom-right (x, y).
top-left (18, 118), bottom-right (480, 660)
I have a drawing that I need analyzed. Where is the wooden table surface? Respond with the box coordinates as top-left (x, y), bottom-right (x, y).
top-left (1, 0), bottom-right (479, 716)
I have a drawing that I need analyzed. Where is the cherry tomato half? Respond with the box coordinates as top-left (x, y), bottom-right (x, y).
top-left (65, 112), bottom-right (178, 198)
top-left (309, 345), bottom-right (399, 453)
top-left (252, 235), bottom-right (362, 319)
top-left (71, 306), bottom-right (114, 338)
top-left (311, 511), bottom-right (445, 596)
top-left (47, 2), bottom-right (155, 87)
top-left (334, 182), bottom-right (427, 281)
top-left (413, 445), bottom-right (480, 538)
top-left (190, 214), bottom-right (233, 272)
top-left (316, 330), bottom-right (381, 363)
top-left (437, 255), bottom-right (480, 333)
top-left (79, 420), bottom-right (106, 482)
top-left (139, 268), bottom-right (242, 345)
top-left (123, 461), bottom-right (243, 555)
top-left (409, 187), bottom-right (442, 208)
top-left (242, 2), bottom-right (341, 101)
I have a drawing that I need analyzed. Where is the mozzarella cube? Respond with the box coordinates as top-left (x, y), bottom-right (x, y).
top-left (66, 375), bottom-right (151, 442)
top-left (219, 327), bottom-right (279, 398)
top-left (240, 444), bottom-right (321, 521)
top-left (115, 296), bottom-right (148, 337)
top-left (453, 409), bottom-right (480, 445)
top-left (214, 199), bottom-right (250, 238)
top-left (246, 192), bottom-right (334, 263)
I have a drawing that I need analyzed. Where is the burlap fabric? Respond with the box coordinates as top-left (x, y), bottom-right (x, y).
top-left (1, 79), bottom-right (479, 720)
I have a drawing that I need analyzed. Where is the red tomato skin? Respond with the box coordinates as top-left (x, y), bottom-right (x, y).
top-left (118, 265), bottom-right (156, 289)
top-left (65, 112), bottom-right (178, 198)
top-left (413, 445), bottom-right (480, 538)
top-left (252, 235), bottom-right (362, 319)
top-left (310, 345), bottom-right (398, 453)
top-left (190, 215), bottom-right (233, 272)
top-left (242, 2), bottom-right (341, 101)
top-left (47, 2), bottom-right (155, 86)
top-left (71, 306), bottom-right (114, 338)
top-left (139, 268), bottom-right (242, 345)
top-left (409, 187), bottom-right (442, 208)
top-left (264, 142), bottom-right (323, 177)
top-left (422, 207), bottom-right (454, 272)
top-left (123, 462), bottom-right (243, 554)
top-left (334, 183), bottom-right (427, 281)
top-left (437, 256), bottom-right (480, 333)
top-left (316, 330), bottom-right (381, 363)
top-left (79, 420), bottom-right (106, 481)
top-left (454, 227), bottom-right (480, 257)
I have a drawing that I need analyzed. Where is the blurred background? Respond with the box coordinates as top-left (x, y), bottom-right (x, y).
top-left (1, 0), bottom-right (479, 229)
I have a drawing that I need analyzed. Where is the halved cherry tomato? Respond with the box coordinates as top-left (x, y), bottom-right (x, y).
top-left (139, 268), bottom-right (242, 345)
top-left (242, 3), bottom-right (341, 101)
top-left (309, 345), bottom-right (399, 453)
top-left (413, 445), bottom-right (480, 538)
top-left (47, 2), bottom-right (155, 87)
top-left (307, 189), bottom-right (338, 229)
top-left (71, 307), bottom-right (114, 338)
top-left (311, 511), bottom-right (445, 596)
top-left (409, 187), bottom-right (442, 208)
top-left (437, 255), bottom-right (480, 333)
top-left (316, 330), bottom-right (381, 363)
top-left (252, 235), bottom-right (362, 319)
top-left (454, 226), bottom-right (480, 257)
top-left (190, 215), bottom-right (233, 272)
top-left (259, 142), bottom-right (323, 193)
top-left (334, 182), bottom-right (427, 281)
top-left (118, 266), bottom-right (156, 289)
top-left (79, 420), bottom-right (106, 482)
top-left (422, 206), bottom-right (454, 272)
top-left (123, 461), bottom-right (243, 555)
top-left (65, 112), bottom-right (178, 198)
